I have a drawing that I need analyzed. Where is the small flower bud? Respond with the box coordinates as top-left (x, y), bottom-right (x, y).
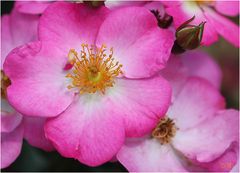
top-left (175, 16), bottom-right (206, 50)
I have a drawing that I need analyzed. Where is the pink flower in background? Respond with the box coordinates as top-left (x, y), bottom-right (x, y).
top-left (179, 51), bottom-right (222, 89)
top-left (4, 2), bottom-right (174, 166)
top-left (1, 101), bottom-right (23, 169)
top-left (163, 1), bottom-right (239, 46)
top-left (117, 51), bottom-right (238, 172)
top-left (1, 99), bottom-right (54, 169)
top-left (161, 51), bottom-right (222, 91)
top-left (1, 3), bottom-right (39, 67)
top-left (160, 50), bottom-right (222, 101)
top-left (117, 76), bottom-right (239, 172)
top-left (1, 3), bottom-right (54, 168)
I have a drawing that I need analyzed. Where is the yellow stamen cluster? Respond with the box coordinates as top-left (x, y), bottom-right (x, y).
top-left (66, 44), bottom-right (123, 94)
top-left (1, 70), bottom-right (11, 99)
top-left (152, 117), bottom-right (178, 145)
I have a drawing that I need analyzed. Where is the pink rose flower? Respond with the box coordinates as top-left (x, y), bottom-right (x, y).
top-left (117, 52), bottom-right (239, 172)
top-left (1, 3), bottom-right (54, 168)
top-left (163, 1), bottom-right (239, 46)
top-left (1, 99), bottom-right (54, 169)
top-left (3, 2), bottom-right (174, 166)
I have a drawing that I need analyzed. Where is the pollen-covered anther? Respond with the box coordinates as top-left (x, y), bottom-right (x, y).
top-left (65, 44), bottom-right (123, 94)
top-left (152, 117), bottom-right (178, 145)
top-left (1, 70), bottom-right (11, 99)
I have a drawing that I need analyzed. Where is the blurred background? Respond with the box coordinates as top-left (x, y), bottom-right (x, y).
top-left (1, 1), bottom-right (239, 172)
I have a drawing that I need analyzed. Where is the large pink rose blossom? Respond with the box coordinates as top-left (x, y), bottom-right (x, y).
top-left (117, 77), bottom-right (239, 172)
top-left (1, 3), bottom-right (54, 168)
top-left (163, 1), bottom-right (239, 46)
top-left (4, 2), bottom-right (174, 166)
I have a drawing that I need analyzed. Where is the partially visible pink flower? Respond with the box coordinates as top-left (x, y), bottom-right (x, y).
top-left (1, 100), bottom-right (23, 169)
top-left (1, 3), bottom-right (54, 168)
top-left (180, 51), bottom-right (222, 89)
top-left (1, 100), bottom-right (54, 169)
top-left (23, 116), bottom-right (54, 152)
top-left (117, 77), bottom-right (239, 172)
top-left (4, 2), bottom-right (174, 166)
top-left (163, 1), bottom-right (239, 46)
top-left (1, 96), bottom-right (54, 169)
top-left (1, 2), bottom-right (38, 68)
top-left (160, 50), bottom-right (222, 100)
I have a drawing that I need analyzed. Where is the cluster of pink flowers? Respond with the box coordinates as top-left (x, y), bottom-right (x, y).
top-left (1, 1), bottom-right (239, 172)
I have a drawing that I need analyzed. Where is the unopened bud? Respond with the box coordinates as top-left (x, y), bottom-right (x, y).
top-left (175, 16), bottom-right (205, 50)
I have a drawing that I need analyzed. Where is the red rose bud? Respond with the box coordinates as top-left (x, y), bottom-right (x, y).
top-left (176, 16), bottom-right (206, 50)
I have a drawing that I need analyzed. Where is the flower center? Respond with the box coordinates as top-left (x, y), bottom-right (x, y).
top-left (152, 117), bottom-right (177, 144)
top-left (65, 44), bottom-right (123, 94)
top-left (1, 70), bottom-right (11, 99)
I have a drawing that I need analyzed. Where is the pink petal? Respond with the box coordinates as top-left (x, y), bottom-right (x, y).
top-left (161, 1), bottom-right (182, 7)
top-left (96, 7), bottom-right (174, 78)
top-left (160, 55), bottom-right (188, 101)
top-left (196, 142), bottom-right (239, 172)
top-left (15, 1), bottom-right (50, 14)
top-left (181, 51), bottom-right (222, 89)
top-left (44, 95), bottom-right (125, 166)
top-left (173, 109), bottom-right (239, 162)
top-left (39, 2), bottom-right (109, 52)
top-left (117, 138), bottom-right (187, 172)
top-left (214, 1), bottom-right (239, 16)
top-left (3, 41), bottom-right (74, 117)
top-left (109, 77), bottom-right (171, 137)
top-left (1, 7), bottom-right (39, 68)
top-left (203, 7), bottom-right (239, 47)
top-left (168, 77), bottom-right (225, 130)
top-left (1, 123), bottom-right (24, 169)
top-left (1, 110), bottom-right (22, 133)
top-left (23, 117), bottom-right (54, 151)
